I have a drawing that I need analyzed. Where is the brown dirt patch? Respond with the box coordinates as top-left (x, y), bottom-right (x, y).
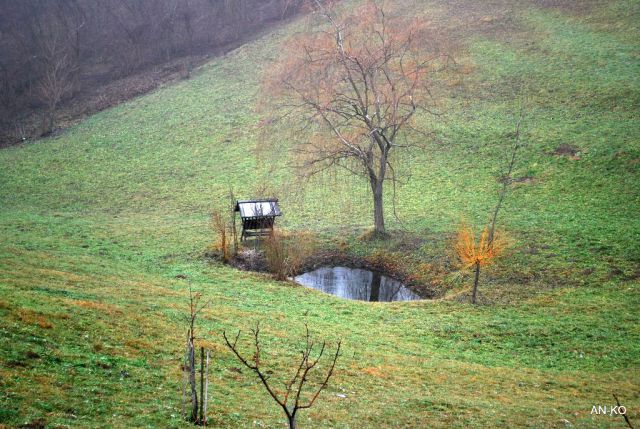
top-left (24, 351), bottom-right (41, 360)
top-left (63, 298), bottom-right (123, 316)
top-left (18, 419), bottom-right (47, 429)
top-left (124, 338), bottom-right (152, 351)
top-left (35, 268), bottom-right (90, 283)
top-left (551, 143), bottom-right (581, 160)
top-left (361, 364), bottom-right (400, 379)
top-left (498, 175), bottom-right (536, 185)
top-left (14, 308), bottom-right (53, 329)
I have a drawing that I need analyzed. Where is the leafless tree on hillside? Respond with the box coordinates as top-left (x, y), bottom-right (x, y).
top-left (37, 34), bottom-right (77, 135)
top-left (182, 284), bottom-right (210, 425)
top-left (267, 1), bottom-right (456, 235)
top-left (223, 322), bottom-right (341, 429)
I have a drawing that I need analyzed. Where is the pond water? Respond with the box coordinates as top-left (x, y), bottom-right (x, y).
top-left (294, 266), bottom-right (421, 302)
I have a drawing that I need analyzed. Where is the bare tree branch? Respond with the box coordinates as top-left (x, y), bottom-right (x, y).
top-left (614, 394), bottom-right (635, 429)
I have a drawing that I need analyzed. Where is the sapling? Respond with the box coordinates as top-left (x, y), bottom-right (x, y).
top-left (223, 322), bottom-right (341, 429)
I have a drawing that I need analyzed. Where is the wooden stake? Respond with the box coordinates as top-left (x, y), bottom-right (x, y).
top-left (199, 346), bottom-right (205, 423)
top-left (203, 350), bottom-right (210, 426)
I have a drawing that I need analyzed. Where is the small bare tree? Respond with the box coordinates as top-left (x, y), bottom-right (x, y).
top-left (267, 1), bottom-right (454, 235)
top-left (37, 32), bottom-right (77, 136)
top-left (210, 188), bottom-right (240, 261)
top-left (488, 109), bottom-right (526, 243)
top-left (211, 210), bottom-right (230, 261)
top-left (280, 0), bottom-right (311, 18)
top-left (182, 284), bottom-right (211, 425)
top-left (223, 322), bottom-right (341, 429)
top-left (454, 109), bottom-right (525, 304)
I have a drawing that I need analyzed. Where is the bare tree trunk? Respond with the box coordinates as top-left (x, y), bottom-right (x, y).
top-left (287, 412), bottom-right (297, 429)
top-left (182, 332), bottom-right (190, 418)
top-left (41, 109), bottom-right (54, 136)
top-left (471, 261), bottom-right (480, 304)
top-left (372, 180), bottom-right (385, 235)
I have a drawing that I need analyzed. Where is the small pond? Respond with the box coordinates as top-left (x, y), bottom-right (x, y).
top-left (294, 266), bottom-right (421, 302)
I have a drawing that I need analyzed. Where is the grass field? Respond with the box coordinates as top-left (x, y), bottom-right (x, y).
top-left (1, 0), bottom-right (639, 427)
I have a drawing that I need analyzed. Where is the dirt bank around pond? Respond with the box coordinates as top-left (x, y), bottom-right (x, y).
top-left (206, 248), bottom-right (437, 300)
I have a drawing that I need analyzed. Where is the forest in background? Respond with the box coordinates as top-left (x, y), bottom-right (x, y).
top-left (0, 0), bottom-right (310, 145)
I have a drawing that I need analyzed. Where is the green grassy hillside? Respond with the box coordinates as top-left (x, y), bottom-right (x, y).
top-left (1, 0), bottom-right (639, 427)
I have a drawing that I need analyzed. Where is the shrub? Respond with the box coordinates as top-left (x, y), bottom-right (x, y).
top-left (210, 202), bottom-right (239, 262)
top-left (264, 230), bottom-right (315, 281)
top-left (210, 210), bottom-right (229, 261)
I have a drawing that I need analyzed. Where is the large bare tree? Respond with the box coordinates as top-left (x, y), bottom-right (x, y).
top-left (269, 1), bottom-right (453, 235)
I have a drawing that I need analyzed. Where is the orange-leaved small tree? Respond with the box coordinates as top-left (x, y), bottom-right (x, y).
top-left (454, 222), bottom-right (506, 304)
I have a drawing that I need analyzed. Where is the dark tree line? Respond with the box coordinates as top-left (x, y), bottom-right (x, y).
top-left (0, 0), bottom-right (310, 143)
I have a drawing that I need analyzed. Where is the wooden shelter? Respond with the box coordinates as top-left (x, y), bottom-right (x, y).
top-left (234, 198), bottom-right (282, 241)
